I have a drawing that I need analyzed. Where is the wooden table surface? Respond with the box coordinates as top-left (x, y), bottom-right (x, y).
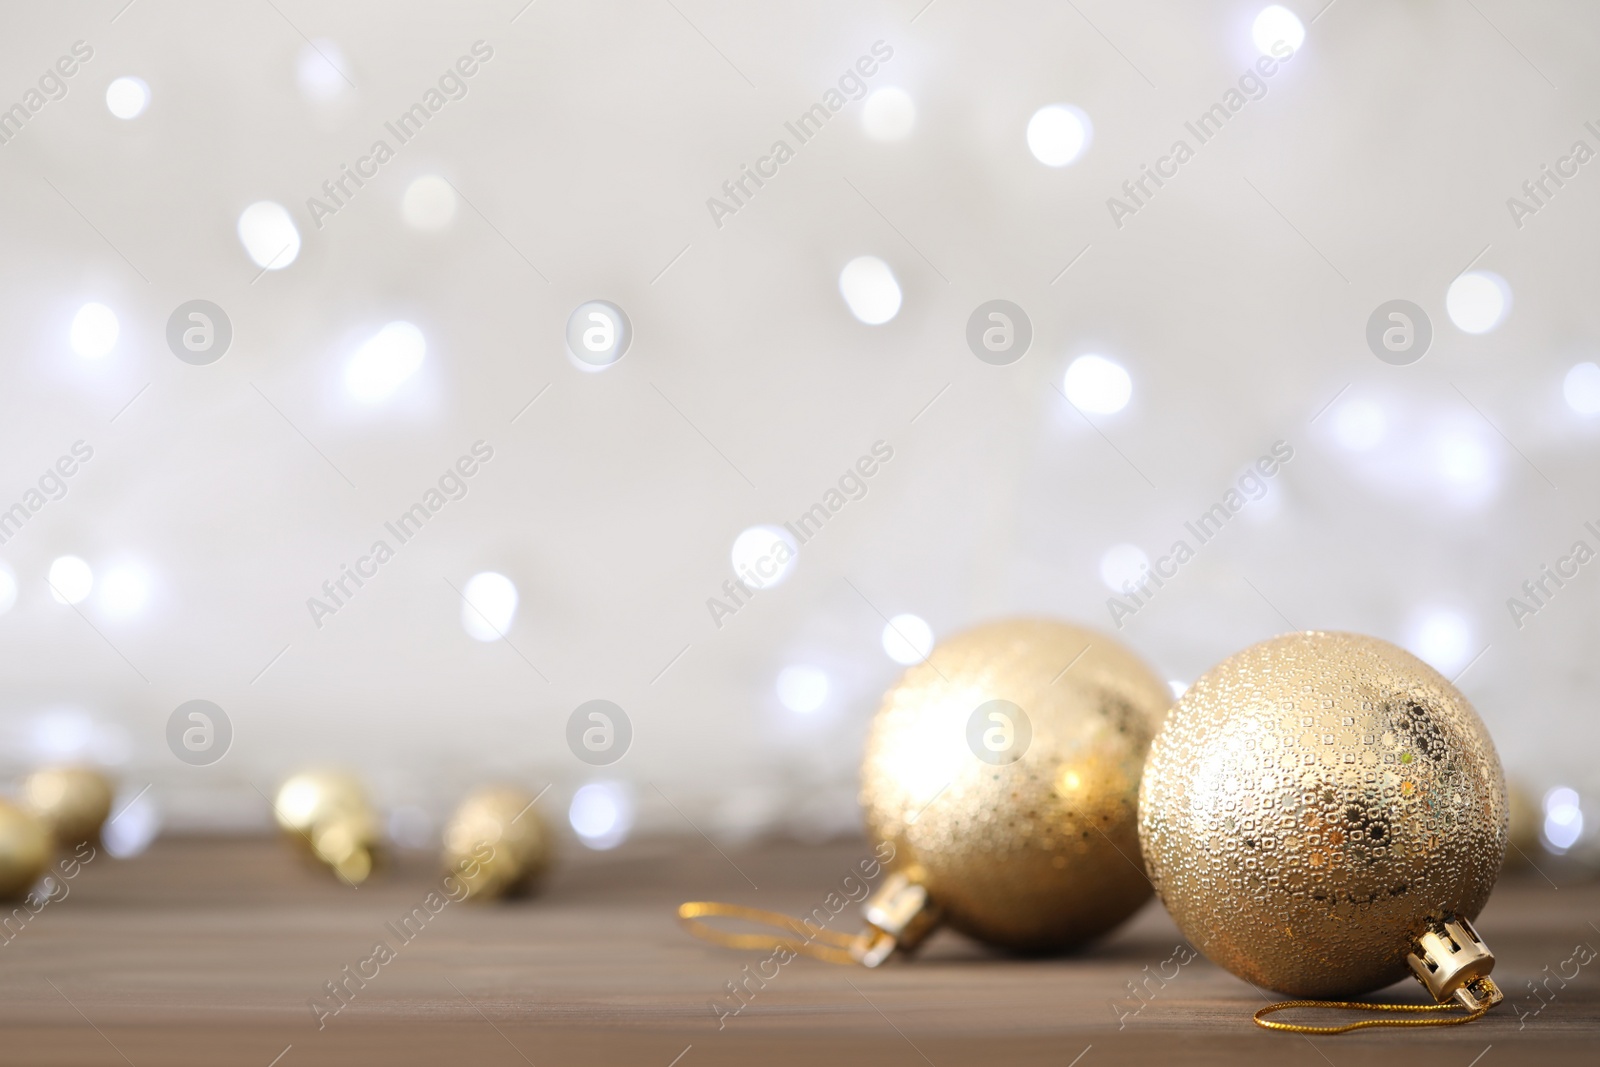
top-left (1, 834), bottom-right (1594, 1066)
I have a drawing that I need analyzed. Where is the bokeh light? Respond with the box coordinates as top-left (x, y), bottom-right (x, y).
top-left (1445, 271), bottom-right (1511, 334)
top-left (1332, 398), bottom-right (1386, 451)
top-left (71, 302), bottom-right (119, 358)
top-left (345, 321), bottom-right (426, 404)
top-left (1563, 362), bottom-right (1600, 415)
top-left (98, 564), bottom-right (152, 617)
top-left (881, 613), bottom-right (934, 665)
top-left (776, 665), bottom-right (829, 713)
top-left (862, 87), bottom-right (916, 140)
top-left (839, 256), bottom-right (902, 324)
top-left (569, 782), bottom-right (633, 850)
top-left (48, 556), bottom-right (94, 605)
top-left (731, 525), bottom-right (797, 590)
top-left (102, 787), bottom-right (161, 858)
top-left (1063, 354), bottom-right (1132, 414)
top-left (1407, 608), bottom-right (1474, 677)
top-left (1252, 5), bottom-right (1305, 55)
top-left (460, 571), bottom-right (518, 641)
top-left (1026, 104), bottom-right (1091, 167)
top-left (402, 175), bottom-right (458, 230)
top-left (1542, 786), bottom-right (1583, 853)
top-left (105, 76), bottom-right (150, 119)
top-left (296, 40), bottom-right (350, 102)
top-left (237, 201), bottom-right (301, 271)
top-left (1099, 543), bottom-right (1150, 593)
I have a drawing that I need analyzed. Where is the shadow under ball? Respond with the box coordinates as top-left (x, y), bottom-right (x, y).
top-left (1138, 631), bottom-right (1508, 999)
top-left (441, 786), bottom-right (552, 900)
top-left (23, 766), bottom-right (113, 847)
top-left (859, 618), bottom-right (1171, 952)
top-left (0, 800), bottom-right (50, 900)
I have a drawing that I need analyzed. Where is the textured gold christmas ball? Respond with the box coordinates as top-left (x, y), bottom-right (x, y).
top-left (274, 771), bottom-right (381, 884)
top-left (441, 786), bottom-right (552, 900)
top-left (0, 799), bottom-right (51, 900)
top-left (859, 618), bottom-right (1170, 952)
top-left (23, 766), bottom-right (114, 847)
top-left (1139, 631), bottom-right (1508, 999)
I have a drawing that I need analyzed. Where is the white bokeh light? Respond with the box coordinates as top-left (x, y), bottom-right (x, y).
top-left (1445, 271), bottom-right (1511, 334)
top-left (1431, 425), bottom-right (1498, 502)
top-left (862, 87), bottom-right (916, 140)
top-left (1252, 5), bottom-right (1305, 55)
top-left (1168, 680), bottom-right (1188, 699)
top-left (346, 321), bottom-right (426, 403)
top-left (1099, 543), bottom-right (1150, 593)
top-left (102, 787), bottom-right (161, 859)
top-left (1563, 362), bottom-right (1600, 415)
top-left (731, 525), bottom-right (797, 590)
top-left (1026, 104), bottom-right (1092, 167)
top-left (1542, 786), bottom-right (1583, 853)
top-left (48, 556), bottom-right (94, 605)
top-left (776, 665), bottom-right (829, 714)
top-left (28, 710), bottom-right (129, 766)
top-left (387, 805), bottom-right (435, 850)
top-left (296, 40), bottom-right (351, 101)
top-left (402, 175), bottom-right (458, 230)
top-left (569, 782), bottom-right (633, 850)
top-left (882, 613), bottom-right (934, 665)
top-left (237, 201), bottom-right (301, 271)
top-left (1408, 609), bottom-right (1474, 677)
top-left (839, 256), bottom-right (902, 325)
top-left (105, 76), bottom-right (149, 119)
top-left (1063, 354), bottom-right (1132, 414)
top-left (1332, 398), bottom-right (1386, 451)
top-left (71, 302), bottom-right (119, 358)
top-left (98, 564), bottom-right (151, 617)
top-left (0, 562), bottom-right (15, 615)
top-left (460, 571), bottom-right (517, 641)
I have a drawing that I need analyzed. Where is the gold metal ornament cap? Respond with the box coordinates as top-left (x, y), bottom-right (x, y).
top-left (23, 766), bottom-right (114, 847)
top-left (1139, 631), bottom-right (1508, 1000)
top-left (441, 785), bottom-right (553, 900)
top-left (859, 618), bottom-right (1171, 953)
top-left (0, 799), bottom-right (52, 900)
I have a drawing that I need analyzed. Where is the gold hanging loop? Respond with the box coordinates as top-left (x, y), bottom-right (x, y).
top-left (1254, 976), bottom-right (1501, 1035)
top-left (677, 901), bottom-right (862, 966)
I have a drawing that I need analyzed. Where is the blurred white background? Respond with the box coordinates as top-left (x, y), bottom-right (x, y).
top-left (0, 1), bottom-right (1595, 859)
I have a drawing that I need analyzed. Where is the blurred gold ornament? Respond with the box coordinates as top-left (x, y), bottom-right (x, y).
top-left (0, 799), bottom-right (51, 900)
top-left (1139, 631), bottom-right (1507, 1031)
top-left (854, 618), bottom-right (1170, 961)
top-left (23, 766), bottom-right (114, 847)
top-left (441, 786), bottom-right (552, 900)
top-left (273, 771), bottom-right (382, 885)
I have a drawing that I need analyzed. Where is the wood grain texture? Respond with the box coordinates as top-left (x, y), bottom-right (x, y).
top-left (0, 835), bottom-right (1594, 1066)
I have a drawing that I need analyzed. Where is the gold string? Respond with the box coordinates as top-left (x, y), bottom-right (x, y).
top-left (1254, 980), bottom-right (1499, 1034)
top-left (677, 901), bottom-right (862, 966)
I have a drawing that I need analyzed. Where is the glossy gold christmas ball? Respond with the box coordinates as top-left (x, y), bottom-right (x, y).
top-left (0, 799), bottom-right (51, 900)
top-left (441, 786), bottom-right (552, 900)
top-left (1139, 631), bottom-right (1508, 999)
top-left (274, 771), bottom-right (381, 884)
top-left (23, 766), bottom-right (114, 847)
top-left (860, 618), bottom-right (1171, 952)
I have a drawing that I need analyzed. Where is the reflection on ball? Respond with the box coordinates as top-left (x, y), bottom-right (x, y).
top-left (274, 771), bottom-right (382, 884)
top-left (0, 800), bottom-right (50, 900)
top-left (1139, 631), bottom-right (1507, 998)
top-left (23, 766), bottom-right (114, 847)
